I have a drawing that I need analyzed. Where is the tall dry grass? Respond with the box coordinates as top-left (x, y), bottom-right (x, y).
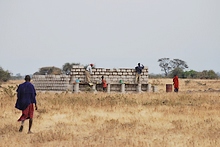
top-left (0, 79), bottom-right (220, 147)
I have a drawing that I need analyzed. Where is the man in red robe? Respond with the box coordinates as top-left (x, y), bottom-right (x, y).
top-left (173, 75), bottom-right (179, 92)
top-left (15, 75), bottom-right (38, 133)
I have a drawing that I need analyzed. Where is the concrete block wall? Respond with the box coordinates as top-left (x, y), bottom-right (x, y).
top-left (32, 65), bottom-right (150, 92)
top-left (32, 75), bottom-right (71, 91)
top-left (70, 65), bottom-right (148, 84)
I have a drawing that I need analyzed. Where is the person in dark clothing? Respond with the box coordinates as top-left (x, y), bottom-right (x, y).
top-left (135, 63), bottom-right (144, 83)
top-left (15, 75), bottom-right (38, 134)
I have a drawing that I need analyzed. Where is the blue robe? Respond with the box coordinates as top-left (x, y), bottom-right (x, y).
top-left (15, 82), bottom-right (36, 110)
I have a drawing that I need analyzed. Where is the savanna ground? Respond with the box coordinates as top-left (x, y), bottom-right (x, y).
top-left (0, 78), bottom-right (220, 147)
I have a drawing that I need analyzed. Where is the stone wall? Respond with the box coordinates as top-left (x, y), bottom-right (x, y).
top-left (32, 65), bottom-right (151, 93)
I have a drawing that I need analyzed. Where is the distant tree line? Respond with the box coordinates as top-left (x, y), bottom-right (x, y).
top-left (156, 58), bottom-right (219, 79)
top-left (168, 68), bottom-right (218, 79)
top-left (150, 69), bottom-right (219, 79)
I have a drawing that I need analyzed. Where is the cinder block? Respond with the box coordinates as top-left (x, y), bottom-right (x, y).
top-left (143, 72), bottom-right (148, 75)
top-left (99, 72), bottom-right (105, 75)
top-left (72, 65), bottom-right (79, 68)
top-left (75, 69), bottom-right (80, 71)
top-left (118, 72), bottom-right (122, 75)
top-left (77, 72), bottom-right (83, 75)
top-left (96, 68), bottom-right (102, 72)
top-left (120, 69), bottom-right (126, 72)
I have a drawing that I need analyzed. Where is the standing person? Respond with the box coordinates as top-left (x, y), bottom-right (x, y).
top-left (135, 63), bottom-right (144, 83)
top-left (101, 76), bottom-right (107, 92)
top-left (85, 64), bottom-right (94, 84)
top-left (173, 74), bottom-right (179, 92)
top-left (15, 75), bottom-right (38, 134)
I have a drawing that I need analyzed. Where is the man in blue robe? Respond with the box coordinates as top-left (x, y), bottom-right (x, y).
top-left (15, 75), bottom-right (38, 134)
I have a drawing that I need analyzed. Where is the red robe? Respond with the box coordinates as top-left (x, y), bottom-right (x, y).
top-left (173, 76), bottom-right (179, 89)
top-left (102, 79), bottom-right (107, 88)
top-left (17, 104), bottom-right (34, 121)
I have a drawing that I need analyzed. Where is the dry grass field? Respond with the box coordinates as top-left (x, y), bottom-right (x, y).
top-left (0, 78), bottom-right (220, 147)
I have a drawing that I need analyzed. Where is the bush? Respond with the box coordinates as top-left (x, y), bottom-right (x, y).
top-left (1, 85), bottom-right (17, 98)
top-left (197, 70), bottom-right (218, 79)
top-left (168, 68), bottom-right (184, 78)
top-left (0, 67), bottom-right (11, 82)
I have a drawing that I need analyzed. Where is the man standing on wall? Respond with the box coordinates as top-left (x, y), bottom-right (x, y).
top-left (135, 63), bottom-right (144, 83)
top-left (15, 75), bottom-right (38, 134)
top-left (85, 64), bottom-right (94, 84)
top-left (173, 74), bottom-right (179, 92)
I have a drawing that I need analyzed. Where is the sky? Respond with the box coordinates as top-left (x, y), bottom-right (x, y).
top-left (0, 0), bottom-right (219, 75)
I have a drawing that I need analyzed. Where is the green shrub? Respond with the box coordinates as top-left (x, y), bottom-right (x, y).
top-left (0, 67), bottom-right (11, 82)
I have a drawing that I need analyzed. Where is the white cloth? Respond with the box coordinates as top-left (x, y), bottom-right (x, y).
top-left (86, 65), bottom-right (93, 74)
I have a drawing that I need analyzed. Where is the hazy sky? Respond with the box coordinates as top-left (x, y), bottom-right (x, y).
top-left (0, 0), bottom-right (219, 75)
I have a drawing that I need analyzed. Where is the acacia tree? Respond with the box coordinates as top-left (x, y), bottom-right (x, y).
top-left (158, 58), bottom-right (172, 76)
top-left (170, 59), bottom-right (188, 70)
top-left (158, 58), bottom-right (189, 76)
